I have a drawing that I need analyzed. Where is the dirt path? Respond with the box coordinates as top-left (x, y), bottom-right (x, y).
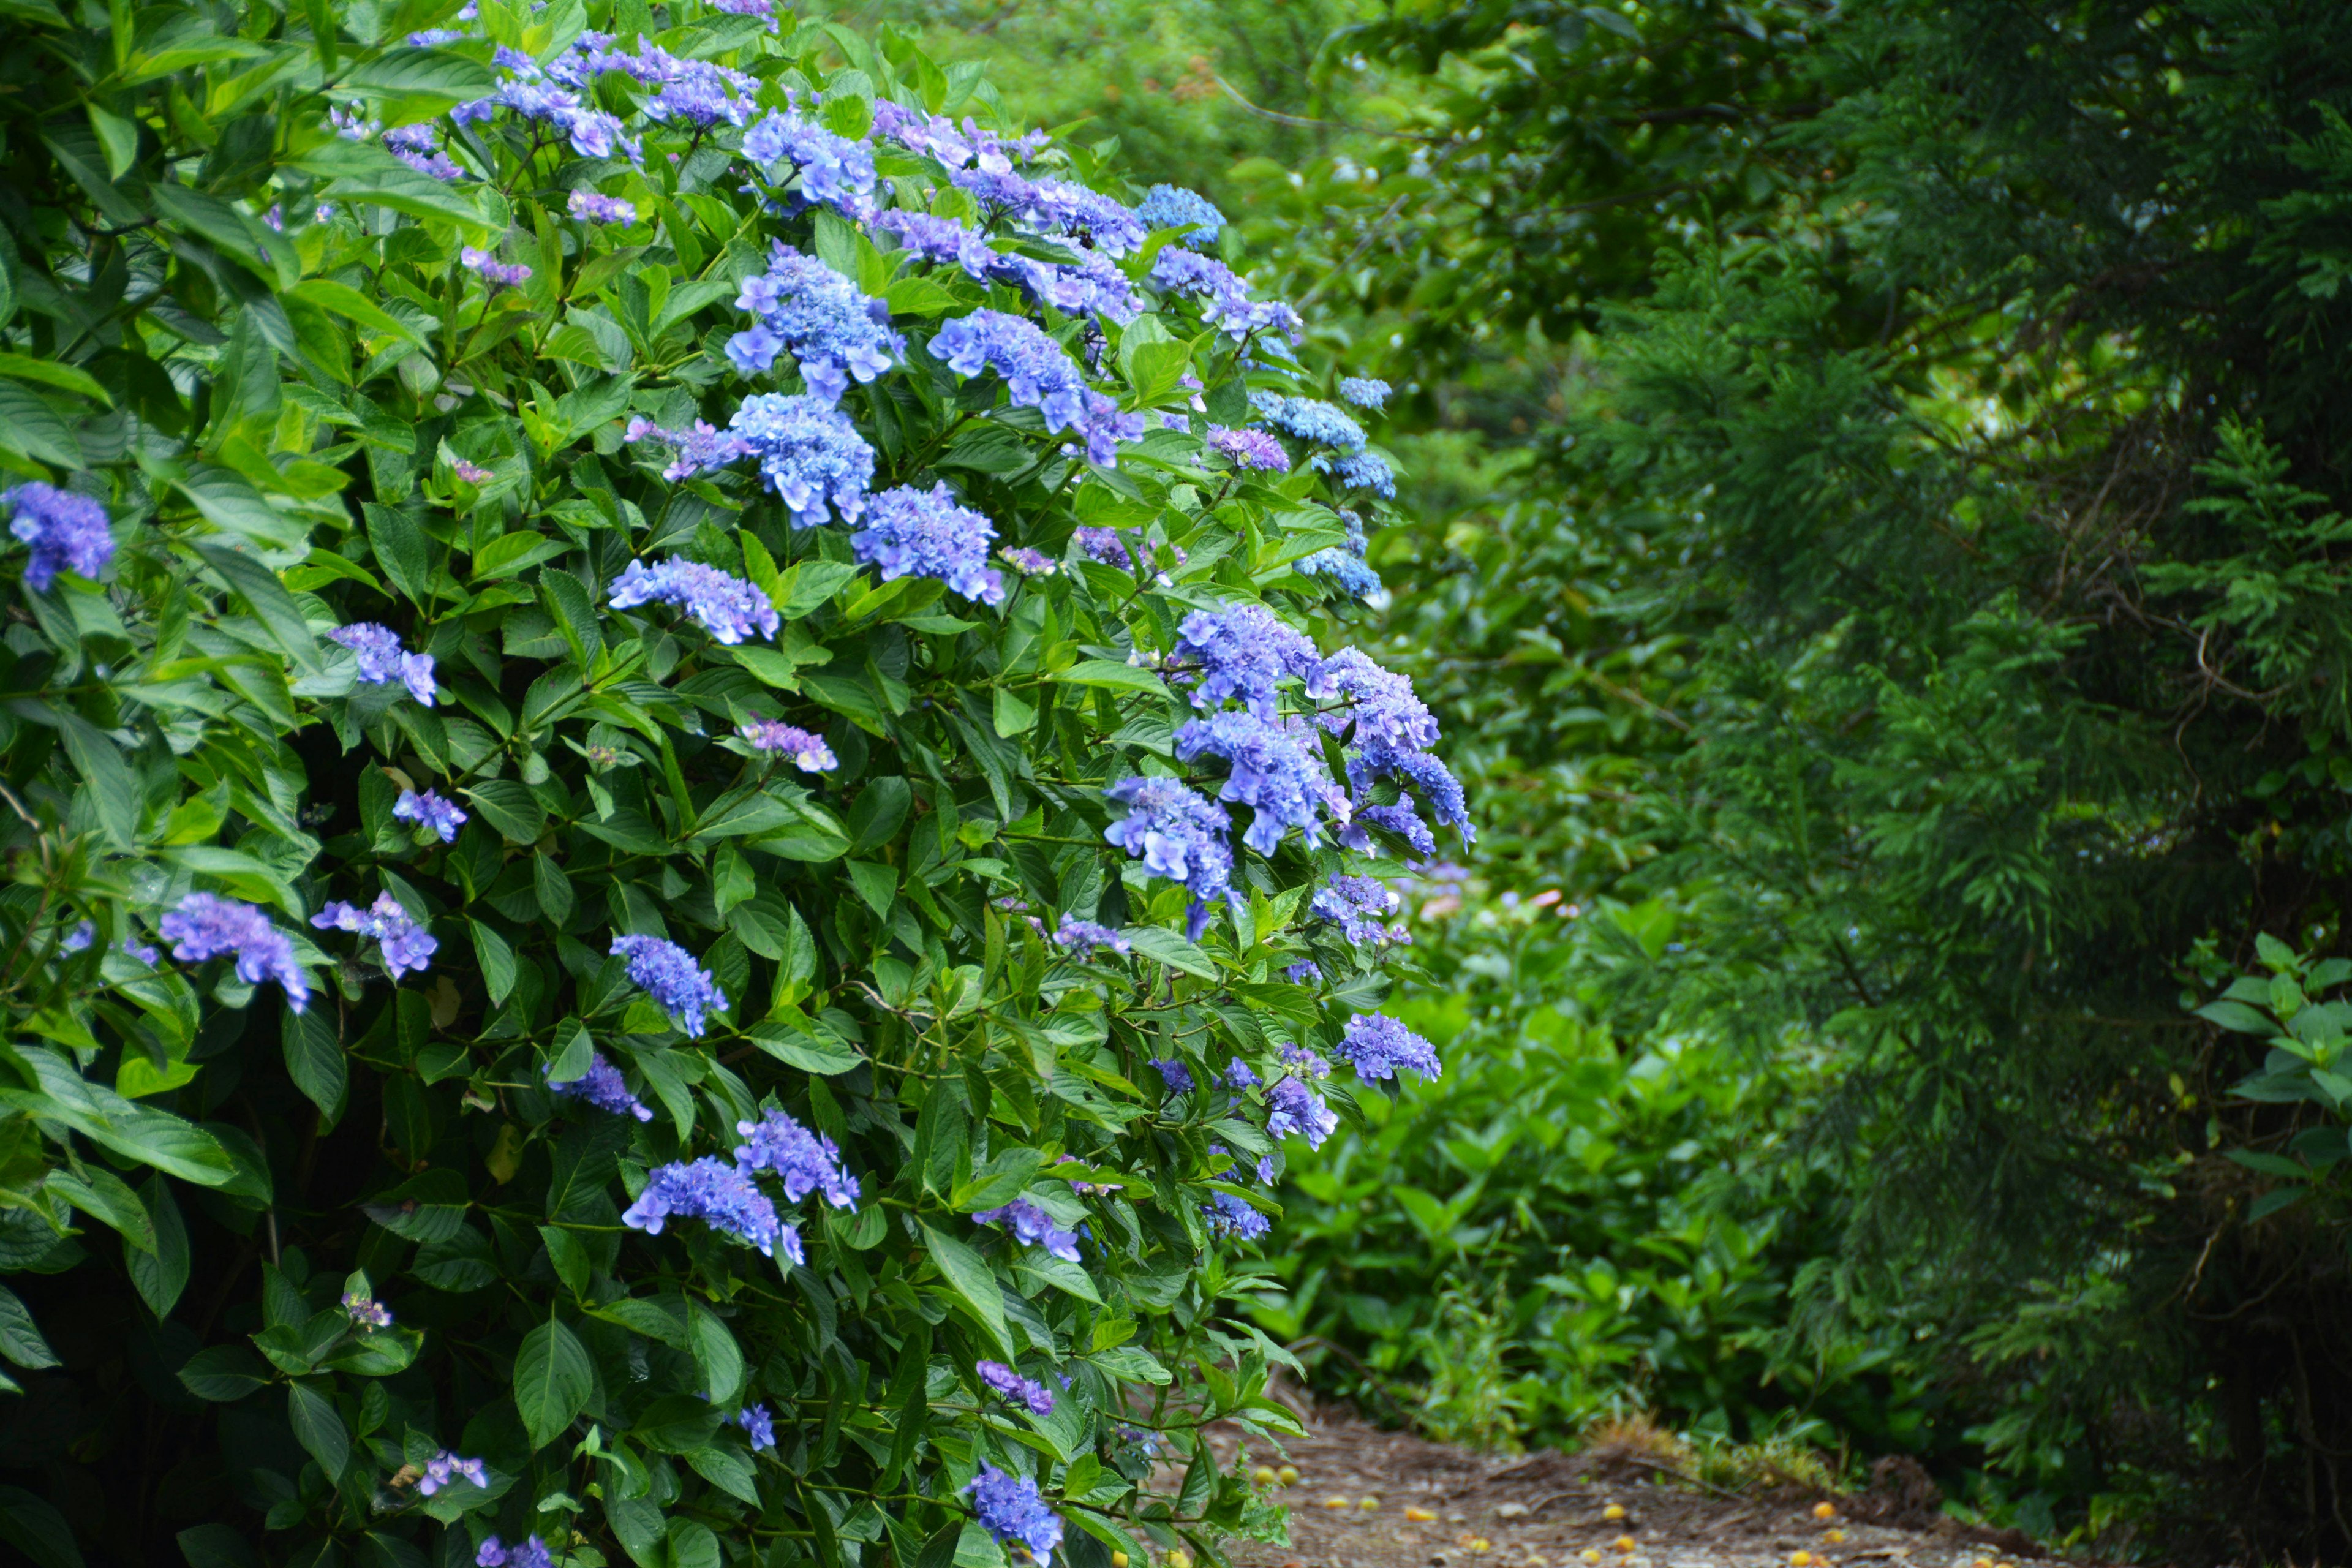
top-left (1204, 1408), bottom-right (2058, 1568)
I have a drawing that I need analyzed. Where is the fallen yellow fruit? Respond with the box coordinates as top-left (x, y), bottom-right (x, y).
top-left (1814, 1502), bottom-right (1837, 1521)
top-left (1580, 1553), bottom-right (1602, 1565)
top-left (1359, 1498), bottom-right (1381, 1512)
top-left (1111, 1556), bottom-right (1128, 1568)
top-left (1824, 1531), bottom-right (1845, 1545)
top-left (1278, 1466), bottom-right (1300, 1486)
top-left (1611, 1539), bottom-right (1637, 1554)
top-left (1254, 1467), bottom-right (1277, 1487)
top-left (1790, 1555), bottom-right (1813, 1567)
top-left (1321, 1496), bottom-right (1351, 1510)
top-left (1468, 1540), bottom-right (1491, 1555)
top-left (1602, 1504), bottom-right (1626, 1521)
top-left (1406, 1507), bottom-right (1438, 1523)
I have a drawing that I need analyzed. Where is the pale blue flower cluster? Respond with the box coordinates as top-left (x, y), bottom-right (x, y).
top-left (1338, 376), bottom-right (1391, 410)
top-left (1203, 1189), bottom-right (1271, 1240)
top-left (1052, 920), bottom-right (1129, 956)
top-left (1348, 801), bottom-right (1437, 859)
top-left (1072, 527), bottom-right (1134, 570)
top-left (1336, 1012), bottom-right (1444, 1082)
top-left (623, 1155), bottom-right (788, 1257)
top-left (1150, 1058), bottom-right (1195, 1095)
top-left (738, 1403), bottom-right (778, 1450)
top-left (951, 168), bottom-right (1145, 257)
top-left (547, 1050), bottom-right (655, 1122)
top-left (742, 110), bottom-right (877, 217)
top-left (1171, 600), bottom-right (1328, 717)
top-left (1265, 1071), bottom-right (1337, 1149)
top-left (1102, 776), bottom-right (1236, 932)
top-left (1221, 1060), bottom-right (1262, 1090)
top-left (1207, 426), bottom-right (1289, 472)
top-left (1329, 450), bottom-right (1398, 498)
top-left (385, 123), bottom-right (464, 181)
top-left (603, 42), bottom-right (760, 127)
top-left (611, 933), bottom-right (728, 1036)
top-left (1317, 648), bottom-right (1472, 842)
top-left (343, 1290), bottom-right (393, 1329)
top-left (160, 894), bottom-right (309, 1010)
top-left (624, 416), bottom-right (756, 482)
top-left (1136, 184), bottom-right (1225, 249)
top-left (734, 1108), bottom-right (862, 1208)
top-left (873, 209), bottom-right (1000, 277)
top-left (609, 556), bottom-right (782, 644)
top-left (328, 623), bottom-right (437, 705)
top-left (978, 1360), bottom-right (1057, 1417)
top-left (728, 244), bottom-right (905, 399)
top-left (729, 393), bottom-right (876, 526)
top-left (974, 1197), bottom-right (1081, 1262)
top-left (741, 720), bottom-right (838, 771)
top-left (851, 484), bottom-right (1006, 606)
top-left (3, 483), bottom-right (113, 591)
top-left (1298, 508), bottom-right (1381, 600)
top-left (461, 246), bottom-right (532, 288)
top-left (312, 892), bottom-right (439, 977)
top-left (1251, 392), bottom-right (1365, 453)
top-left (477, 1535), bottom-right (554, 1568)
top-left (567, 189), bottom-right (635, 223)
top-left (966, 1464), bottom-right (1065, 1561)
top-left (1175, 711), bottom-right (1349, 854)
top-left (394, 788), bottom-right (467, 843)
top-left (929, 310), bottom-right (1139, 465)
top-left (1148, 248), bottom-right (1303, 343)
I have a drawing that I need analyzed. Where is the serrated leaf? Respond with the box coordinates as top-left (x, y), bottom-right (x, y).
top-left (0, 1286), bottom-right (59, 1370)
top-left (513, 1317), bottom-right (593, 1450)
top-left (288, 1380), bottom-right (349, 1478)
top-left (919, 1222), bottom-right (1010, 1356)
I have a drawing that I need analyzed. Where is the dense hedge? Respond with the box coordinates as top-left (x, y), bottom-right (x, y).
top-left (0, 3), bottom-right (1465, 1564)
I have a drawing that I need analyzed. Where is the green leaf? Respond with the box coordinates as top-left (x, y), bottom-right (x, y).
top-left (918, 1222), bottom-right (1010, 1357)
top-left (285, 279), bottom-right (426, 348)
top-left (176, 1343), bottom-right (269, 1401)
top-left (287, 1380), bottom-right (350, 1479)
top-left (48, 1163), bottom-right (156, 1253)
top-left (126, 1175), bottom-right (191, 1318)
top-left (294, 137), bottom-right (491, 234)
top-left (282, 1008), bottom-right (347, 1120)
top-left (1047, 660), bottom-right (1171, 697)
top-left (176, 1523), bottom-right (258, 1568)
top-left (341, 45), bottom-right (497, 102)
top-left (462, 778), bottom-right (548, 843)
top-left (685, 1444), bottom-right (761, 1505)
top-left (775, 560), bottom-right (864, 619)
top-left (471, 920), bottom-right (518, 1005)
top-left (0, 383), bottom-right (84, 467)
top-left (2198, 999), bottom-right (2278, 1036)
top-left (1120, 925), bottom-right (1218, 981)
top-left (0, 352), bottom-right (111, 407)
top-left (195, 542), bottom-right (324, 674)
top-left (513, 1317), bottom-right (594, 1450)
top-left (992, 685), bottom-right (1036, 737)
top-left (1, 1050), bottom-right (236, 1187)
top-left (1088, 1346), bottom-right (1170, 1385)
top-left (359, 1169), bottom-right (469, 1242)
top-left (0, 1286), bottom-right (59, 1369)
top-left (364, 503), bottom-right (431, 606)
top-left (0, 1485), bottom-right (85, 1568)
top-left (847, 859), bottom-right (897, 918)
top-left (688, 1302), bottom-right (744, 1404)
top-left (53, 711), bottom-right (139, 853)
top-left (746, 1019), bottom-right (861, 1075)
top-left (539, 1224), bottom-right (590, 1298)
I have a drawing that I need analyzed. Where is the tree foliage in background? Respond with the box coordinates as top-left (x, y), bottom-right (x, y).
top-left (0, 1), bottom-right (1472, 1564)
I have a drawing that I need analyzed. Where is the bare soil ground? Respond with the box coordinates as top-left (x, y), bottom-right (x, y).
top-left (1202, 1406), bottom-right (2060, 1568)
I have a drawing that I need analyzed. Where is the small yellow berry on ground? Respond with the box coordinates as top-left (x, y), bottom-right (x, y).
top-left (1790, 1554), bottom-right (1814, 1567)
top-left (1359, 1498), bottom-right (1381, 1512)
top-left (1111, 1555), bottom-right (1128, 1568)
top-left (1824, 1530), bottom-right (1845, 1545)
top-left (1322, 1496), bottom-right (1351, 1510)
top-left (1278, 1466), bottom-right (1300, 1486)
top-left (1406, 1507), bottom-right (1437, 1523)
top-left (1469, 1540), bottom-right (1491, 1555)
top-left (1813, 1502), bottom-right (1837, 1521)
top-left (1602, 1504), bottom-right (1626, 1521)
top-left (1611, 1537), bottom-right (1637, 1554)
top-left (1169, 1554), bottom-right (1190, 1568)
top-left (1254, 1467), bottom-right (1277, 1487)
top-left (1580, 1553), bottom-right (1602, 1565)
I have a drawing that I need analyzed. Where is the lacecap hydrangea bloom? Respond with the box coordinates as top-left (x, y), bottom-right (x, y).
top-left (476, 1535), bottom-right (554, 1568)
top-left (1251, 391), bottom-right (1366, 454)
top-left (729, 393), bottom-right (876, 526)
top-left (311, 892), bottom-right (439, 977)
top-left (740, 720), bottom-right (838, 771)
top-left (420, 1450), bottom-right (487, 1496)
top-left (623, 1156), bottom-right (789, 1259)
top-left (1102, 776), bottom-right (1236, 932)
top-left (927, 309), bottom-right (1138, 466)
top-left (1174, 711), bottom-right (1349, 854)
top-left (2, 482), bottom-right (113, 590)
top-left (342, 1290), bottom-right (393, 1329)
top-left (966, 1464), bottom-right (1064, 1561)
top-left (978, 1360), bottom-right (1057, 1417)
top-left (974, 1197), bottom-right (1081, 1262)
top-left (734, 1108), bottom-right (861, 1207)
top-left (1338, 376), bottom-right (1392, 410)
top-left (394, 788), bottom-right (467, 843)
top-left (1151, 1058), bottom-right (1195, 1095)
top-left (1329, 450), bottom-right (1398, 498)
top-left (1052, 920), bottom-right (1129, 956)
top-left (728, 244), bottom-right (904, 399)
top-left (567, 189), bottom-right (635, 223)
top-left (1266, 1071), bottom-right (1338, 1149)
top-left (1312, 873), bottom-right (1407, 947)
top-left (738, 1404), bottom-right (777, 1451)
top-left (624, 416), bottom-right (756, 482)
top-left (611, 933), bottom-right (728, 1036)
top-left (1206, 426), bottom-right (1290, 472)
top-left (1135, 184), bottom-right (1225, 249)
top-left (850, 484), bottom-right (1005, 606)
top-left (1171, 600), bottom-right (1329, 717)
top-left (159, 894), bottom-right (309, 1011)
top-left (547, 1050), bottom-right (654, 1122)
top-left (609, 557), bottom-right (780, 645)
top-left (742, 110), bottom-right (876, 217)
top-left (327, 623), bottom-right (437, 705)
top-left (1336, 1012), bottom-right (1444, 1082)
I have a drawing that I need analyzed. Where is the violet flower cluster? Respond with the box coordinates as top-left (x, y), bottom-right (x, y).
top-left (850, 484), bottom-right (1005, 605)
top-left (394, 788), bottom-right (467, 843)
top-left (742, 110), bottom-right (877, 218)
top-left (1102, 777), bottom-right (1236, 933)
top-left (611, 933), bottom-right (728, 1036)
top-left (741, 720), bottom-right (838, 772)
top-left (477, 1536), bottom-right (554, 1568)
top-left (1312, 873), bottom-right (1407, 948)
top-left (624, 416), bottom-right (756, 482)
top-left (730, 393), bottom-right (876, 526)
top-left (1151, 1058), bottom-right (1196, 1095)
top-left (311, 892), bottom-right (439, 978)
top-left (547, 1050), bottom-right (655, 1122)
top-left (1170, 600), bottom-right (1328, 717)
top-left (1052, 920), bottom-right (1129, 956)
top-left (609, 557), bottom-right (781, 645)
top-left (1265, 1071), bottom-right (1338, 1150)
top-left (327, 623), bottom-right (437, 705)
top-left (3, 483), bottom-right (113, 591)
top-left (420, 1450), bottom-right (488, 1496)
top-left (966, 1464), bottom-right (1065, 1561)
top-left (1174, 710), bottom-right (1350, 854)
top-left (623, 1156), bottom-right (788, 1258)
top-left (739, 1403), bottom-right (777, 1451)
top-left (928, 309), bottom-right (1140, 466)
top-left (728, 244), bottom-right (904, 399)
top-left (1136, 184), bottom-right (1225, 249)
top-left (460, 247), bottom-right (532, 288)
top-left (978, 1359), bottom-right (1058, 1417)
top-left (1338, 376), bottom-right (1392, 410)
top-left (159, 894), bottom-right (309, 1010)
top-left (1335, 1012), bottom-right (1444, 1083)
top-left (384, 122), bottom-right (464, 181)
top-left (451, 48), bottom-right (636, 160)
top-left (734, 1107), bottom-right (862, 1208)
top-left (1148, 247), bottom-right (1302, 343)
top-left (1207, 426), bottom-right (1290, 472)
top-left (872, 101), bottom-right (1048, 172)
top-left (567, 188), bottom-right (635, 223)
top-left (973, 1197), bottom-right (1081, 1262)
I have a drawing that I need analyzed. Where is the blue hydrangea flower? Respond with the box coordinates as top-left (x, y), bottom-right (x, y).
top-left (1285, 960), bottom-right (1322, 985)
top-left (547, 1050), bottom-right (654, 1122)
top-left (1220, 1059), bottom-right (1262, 1090)
top-left (741, 720), bottom-right (837, 772)
top-left (978, 1360), bottom-right (1057, 1417)
top-left (729, 393), bottom-right (876, 526)
top-left (1174, 711), bottom-right (1349, 854)
top-left (394, 788), bottom-right (467, 844)
top-left (385, 121), bottom-right (466, 181)
top-left (343, 1290), bottom-right (393, 1330)
top-left (742, 111), bottom-right (877, 217)
top-left (460, 246), bottom-right (533, 288)
top-left (588, 42), bottom-right (759, 125)
top-left (1316, 649), bottom-right (1469, 841)
top-left (1338, 377), bottom-right (1391, 410)
top-left (737, 1403), bottom-right (778, 1451)
top-left (729, 244), bottom-right (905, 399)
top-left (1148, 248), bottom-right (1303, 343)
top-left (1170, 601), bottom-right (1327, 717)
top-left (967, 1464), bottom-right (1065, 1561)
top-left (1251, 393), bottom-right (1365, 453)
top-left (974, 1197), bottom-right (1081, 1262)
top-left (609, 557), bottom-right (781, 645)
top-left (611, 933), bottom-right (728, 1036)
top-left (1000, 546), bottom-right (1058, 577)
top-left (477, 1536), bottom-right (554, 1568)
top-left (420, 1450), bottom-right (488, 1496)
top-left (159, 893), bottom-right (310, 1011)
top-left (850, 484), bottom-right (1005, 606)
top-left (624, 1156), bottom-right (793, 1260)
top-left (1343, 801), bottom-right (1436, 859)
top-left (61, 921), bottom-right (94, 953)
top-left (1102, 777), bottom-right (1236, 932)
top-left (1298, 508), bottom-right (1381, 599)
top-left (1394, 751), bottom-right (1472, 841)
top-left (1072, 527), bottom-right (1133, 570)
top-left (312, 892), bottom-right (439, 978)
top-left (451, 56), bottom-right (637, 162)
top-left (1313, 874), bottom-right (1406, 948)
top-left (734, 1108), bottom-right (861, 1208)
top-left (1266, 1073), bottom-right (1337, 1149)
top-left (873, 209), bottom-right (1003, 280)
top-left (1052, 920), bottom-right (1129, 956)
top-left (1136, 184), bottom-right (1225, 249)
top-left (328, 623), bottom-right (438, 706)
top-left (872, 101), bottom-right (1049, 172)
top-left (1150, 1058), bottom-right (1195, 1095)
top-left (568, 189), bottom-right (635, 223)
top-left (1203, 1190), bottom-right (1271, 1240)
top-left (1328, 450), bottom-right (1396, 498)
top-left (3, 483), bottom-right (113, 591)
top-left (1207, 426), bottom-right (1290, 472)
top-left (927, 309), bottom-right (1137, 465)
top-left (1336, 1012), bottom-right (1444, 1083)
top-left (624, 416), bottom-right (757, 482)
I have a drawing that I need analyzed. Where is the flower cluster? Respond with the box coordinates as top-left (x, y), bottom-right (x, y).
top-left (567, 188), bottom-right (635, 224)
top-left (1052, 920), bottom-right (1129, 956)
top-left (327, 623), bottom-right (437, 706)
top-left (1346, 801), bottom-right (1437, 859)
top-left (394, 788), bottom-right (467, 843)
top-left (1329, 450), bottom-right (1398, 498)
top-left (1170, 600), bottom-right (1328, 717)
top-left (734, 1108), bottom-right (861, 1208)
top-left (159, 894), bottom-right (309, 1010)
top-left (743, 111), bottom-right (877, 217)
top-left (622, 1156), bottom-right (788, 1257)
top-left (609, 557), bottom-right (781, 645)
top-left (1000, 546), bottom-right (1057, 577)
top-left (3, 483), bottom-right (113, 591)
top-left (1313, 874), bottom-right (1407, 948)
top-left (1175, 711), bottom-right (1349, 854)
top-left (951, 168), bottom-right (1146, 256)
top-left (967, 1464), bottom-right (1064, 1561)
top-left (312, 892), bottom-right (439, 978)
top-left (384, 122), bottom-right (465, 180)
top-left (739, 1403), bottom-right (777, 1450)
top-left (850, 484), bottom-right (1005, 605)
top-left (1335, 1012), bottom-right (1444, 1083)
top-left (929, 309), bottom-right (1139, 465)
top-left (591, 40), bottom-right (760, 127)
top-left (419, 1450), bottom-right (487, 1496)
top-left (978, 1360), bottom-right (1057, 1417)
top-left (1316, 648), bottom-right (1472, 842)
top-left (451, 51), bottom-right (636, 160)
top-left (741, 720), bottom-right (839, 771)
top-left (1266, 1071), bottom-right (1338, 1149)
top-left (624, 416), bottom-right (757, 481)
top-left (451, 456), bottom-right (493, 484)
top-left (1206, 426), bottom-right (1290, 472)
top-left (874, 209), bottom-right (1000, 277)
top-left (477, 1536), bottom-right (554, 1568)
top-left (1338, 376), bottom-right (1392, 410)
top-left (872, 101), bottom-right (1047, 172)
top-left (1136, 184), bottom-right (1225, 249)
top-left (974, 1197), bottom-right (1081, 1262)
top-left (1151, 1058), bottom-right (1195, 1095)
top-left (1148, 247), bottom-right (1302, 342)
top-left (547, 1050), bottom-right (655, 1122)
top-left (1298, 508), bottom-right (1381, 600)
top-left (728, 244), bottom-right (905, 399)
top-left (460, 247), bottom-right (532, 288)
top-left (611, 933), bottom-right (728, 1036)
top-left (1252, 392), bottom-right (1365, 454)
top-left (342, 1291), bottom-right (393, 1330)
top-left (1102, 777), bottom-right (1236, 932)
top-left (729, 393), bottom-right (876, 526)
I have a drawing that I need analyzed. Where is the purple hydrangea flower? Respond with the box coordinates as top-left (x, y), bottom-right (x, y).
top-left (1281, 1044), bottom-right (1332, 1079)
top-left (741, 720), bottom-right (838, 771)
top-left (1174, 711), bottom-right (1350, 854)
top-left (738, 1403), bottom-right (778, 1450)
top-left (742, 111), bottom-right (876, 217)
top-left (1284, 959), bottom-right (1322, 985)
top-left (1000, 546), bottom-right (1057, 577)
top-left (1336, 1012), bottom-right (1443, 1083)
top-left (1170, 601), bottom-right (1327, 717)
top-left (1052, 920), bottom-right (1129, 956)
top-left (927, 309), bottom-right (1137, 465)
top-left (1219, 1059), bottom-right (1261, 1090)
top-left (729, 244), bottom-right (904, 399)
top-left (623, 416), bottom-right (758, 482)
top-left (1072, 527), bottom-right (1133, 570)
top-left (451, 55), bottom-right (636, 162)
top-left (61, 921), bottom-right (94, 953)
top-left (477, 1536), bottom-right (555, 1568)
top-left (312, 892), bottom-right (439, 978)
top-left (1203, 1190), bottom-right (1271, 1240)
top-left (4, 483), bottom-right (113, 591)
top-left (609, 557), bottom-right (781, 645)
top-left (991, 248), bottom-right (1144, 325)
top-left (583, 41), bottom-right (760, 125)
top-left (419, 1449), bottom-right (488, 1496)
top-left (460, 247), bottom-right (532, 288)
top-left (328, 623), bottom-right (438, 706)
top-left (624, 1156), bottom-right (794, 1261)
top-left (1251, 393), bottom-right (1365, 453)
top-left (874, 209), bottom-right (1003, 279)
top-left (966, 1464), bottom-right (1065, 1561)
top-left (451, 457), bottom-right (493, 484)
top-left (158, 893), bottom-right (309, 1011)
top-left (1135, 184), bottom-right (1224, 250)
top-left (871, 102), bottom-right (1049, 172)
top-left (729, 393), bottom-right (876, 526)
top-left (385, 121), bottom-right (465, 180)
top-left (547, 1050), bottom-right (654, 1122)
top-left (978, 1360), bottom-right (1057, 1417)
top-left (1102, 777), bottom-right (1235, 933)
top-left (1149, 247), bottom-right (1303, 344)
top-left (611, 933), bottom-right (728, 1036)
top-left (1311, 874), bottom-right (1406, 948)
top-left (568, 189), bottom-right (636, 223)
top-left (342, 1289), bottom-right (393, 1330)
top-left (1298, 508), bottom-right (1379, 599)
top-left (1393, 752), bottom-right (1472, 842)
top-left (407, 28), bottom-right (466, 45)
top-left (974, 1197), bottom-right (1081, 1262)
top-left (1316, 649), bottom-right (1470, 842)
top-left (850, 484), bottom-right (1005, 606)
top-left (123, 937), bottom-right (160, 965)
top-left (1342, 801), bottom-right (1436, 858)
top-left (734, 1108), bottom-right (861, 1208)
top-left (1150, 1058), bottom-right (1195, 1095)
top-left (1338, 377), bottom-right (1390, 411)
top-left (1207, 426), bottom-right (1291, 472)
top-left (394, 788), bottom-right (467, 844)
top-left (1265, 1073), bottom-right (1337, 1149)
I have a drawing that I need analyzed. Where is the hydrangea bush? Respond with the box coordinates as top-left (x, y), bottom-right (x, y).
top-left (0, 3), bottom-right (1457, 1564)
